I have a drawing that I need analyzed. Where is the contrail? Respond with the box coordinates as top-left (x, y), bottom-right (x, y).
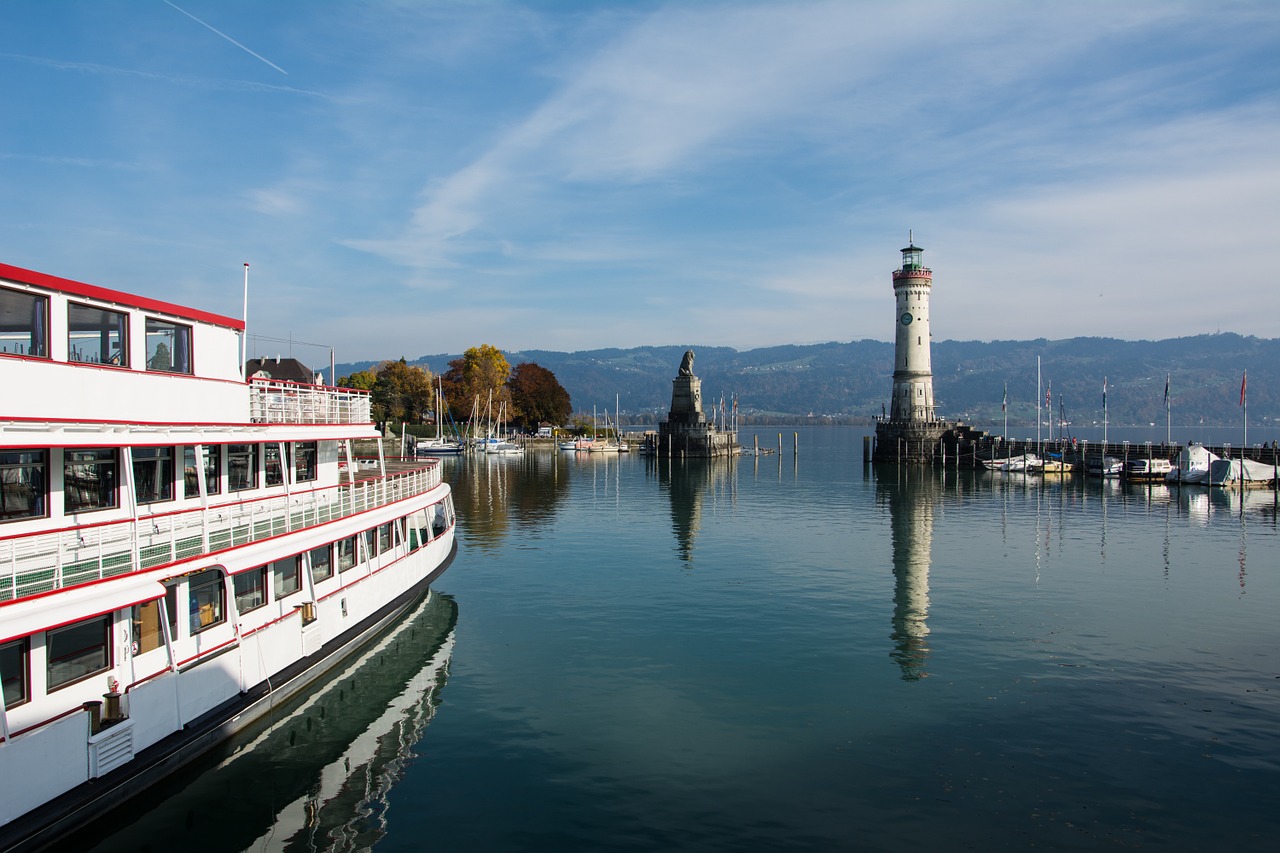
top-left (163, 0), bottom-right (288, 75)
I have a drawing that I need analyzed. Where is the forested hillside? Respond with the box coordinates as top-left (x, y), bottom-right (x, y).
top-left (330, 334), bottom-right (1278, 426)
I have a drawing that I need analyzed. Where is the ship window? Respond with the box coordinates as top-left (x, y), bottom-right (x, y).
top-left (378, 522), bottom-right (393, 554)
top-left (133, 446), bottom-right (175, 504)
top-left (309, 544), bottom-right (333, 583)
top-left (183, 445), bottom-right (221, 498)
top-left (47, 615), bottom-right (111, 690)
top-left (0, 286), bottom-right (48, 359)
top-left (431, 499), bottom-right (450, 538)
top-left (131, 599), bottom-right (165, 654)
top-left (294, 441), bottom-right (318, 483)
top-left (64, 448), bottom-right (118, 513)
top-left (145, 318), bottom-right (192, 374)
top-left (188, 569), bottom-right (226, 634)
top-left (67, 302), bottom-right (128, 366)
top-left (1, 448), bottom-right (47, 522)
top-left (336, 536), bottom-right (358, 572)
top-left (363, 528), bottom-right (378, 560)
top-left (1, 637), bottom-right (30, 707)
top-left (234, 568), bottom-right (267, 613)
top-left (273, 556), bottom-right (302, 599)
top-left (407, 508), bottom-right (431, 550)
top-left (264, 444), bottom-right (285, 487)
top-left (228, 444), bottom-right (258, 492)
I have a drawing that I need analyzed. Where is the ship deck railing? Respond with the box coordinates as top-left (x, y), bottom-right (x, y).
top-left (248, 378), bottom-right (372, 425)
top-left (0, 458), bottom-right (442, 603)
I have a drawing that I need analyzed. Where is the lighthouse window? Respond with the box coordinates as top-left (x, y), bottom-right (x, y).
top-left (0, 286), bottom-right (48, 358)
top-left (46, 615), bottom-right (111, 690)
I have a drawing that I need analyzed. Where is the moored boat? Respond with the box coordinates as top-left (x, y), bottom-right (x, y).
top-left (1126, 457), bottom-right (1173, 481)
top-left (0, 262), bottom-right (457, 850)
top-left (1085, 455), bottom-right (1124, 477)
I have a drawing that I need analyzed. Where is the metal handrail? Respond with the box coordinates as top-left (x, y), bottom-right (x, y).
top-left (248, 379), bottom-right (372, 425)
top-left (1, 461), bottom-right (441, 603)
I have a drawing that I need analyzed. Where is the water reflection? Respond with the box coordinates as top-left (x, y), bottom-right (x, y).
top-left (875, 466), bottom-right (938, 681)
top-left (448, 450), bottom-right (572, 551)
top-left (655, 456), bottom-right (738, 564)
top-left (83, 592), bottom-right (458, 853)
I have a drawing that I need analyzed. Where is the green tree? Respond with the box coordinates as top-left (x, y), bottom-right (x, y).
top-left (442, 344), bottom-right (512, 422)
top-left (507, 362), bottom-right (571, 429)
top-left (372, 358), bottom-right (435, 425)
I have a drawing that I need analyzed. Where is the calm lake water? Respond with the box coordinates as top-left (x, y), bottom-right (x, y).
top-left (88, 427), bottom-right (1280, 852)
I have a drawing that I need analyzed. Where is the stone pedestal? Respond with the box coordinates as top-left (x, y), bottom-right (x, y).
top-left (874, 419), bottom-right (954, 464)
top-left (657, 353), bottom-right (737, 458)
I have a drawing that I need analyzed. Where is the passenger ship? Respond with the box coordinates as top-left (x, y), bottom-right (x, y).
top-left (0, 262), bottom-right (456, 850)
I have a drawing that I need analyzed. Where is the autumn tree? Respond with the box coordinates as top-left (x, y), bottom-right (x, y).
top-left (342, 360), bottom-right (433, 425)
top-left (507, 362), bottom-right (571, 430)
top-left (442, 344), bottom-right (511, 422)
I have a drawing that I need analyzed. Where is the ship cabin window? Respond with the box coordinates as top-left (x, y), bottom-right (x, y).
top-left (363, 528), bottom-right (378, 560)
top-left (145, 318), bottom-right (192, 374)
top-left (64, 448), bottom-right (118, 513)
top-left (273, 556), bottom-right (302, 599)
top-left (47, 615), bottom-right (111, 691)
top-left (131, 599), bottom-right (166, 655)
top-left (309, 544), bottom-right (333, 583)
top-left (1, 448), bottom-right (47, 522)
top-left (228, 444), bottom-right (258, 492)
top-left (67, 302), bottom-right (128, 366)
top-left (264, 444), bottom-right (285, 487)
top-left (1, 637), bottom-right (30, 707)
top-left (133, 446), bottom-right (175, 504)
top-left (294, 441), bottom-right (318, 483)
top-left (0, 286), bottom-right (48, 358)
top-left (336, 536), bottom-right (358, 573)
top-left (431, 500), bottom-right (450, 537)
top-left (183, 445), bottom-right (221, 499)
top-left (234, 568), bottom-right (267, 613)
top-left (378, 522), bottom-right (394, 554)
top-left (187, 569), bottom-right (226, 634)
top-left (407, 508), bottom-right (431, 550)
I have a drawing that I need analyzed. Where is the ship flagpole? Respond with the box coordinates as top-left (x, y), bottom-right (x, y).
top-left (241, 262), bottom-right (249, 378)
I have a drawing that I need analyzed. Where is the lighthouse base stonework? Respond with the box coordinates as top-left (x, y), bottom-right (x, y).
top-left (658, 350), bottom-right (738, 458)
top-left (874, 419), bottom-right (957, 464)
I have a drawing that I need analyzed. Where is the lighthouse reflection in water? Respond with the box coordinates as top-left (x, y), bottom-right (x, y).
top-left (880, 465), bottom-right (936, 680)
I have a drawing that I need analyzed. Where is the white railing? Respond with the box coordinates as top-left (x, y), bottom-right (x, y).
top-left (0, 462), bottom-right (441, 602)
top-left (249, 379), bottom-right (372, 425)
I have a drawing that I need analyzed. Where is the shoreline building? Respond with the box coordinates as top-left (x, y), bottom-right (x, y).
top-left (874, 236), bottom-right (958, 463)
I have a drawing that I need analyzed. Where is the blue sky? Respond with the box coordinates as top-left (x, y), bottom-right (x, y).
top-left (2, 1), bottom-right (1277, 365)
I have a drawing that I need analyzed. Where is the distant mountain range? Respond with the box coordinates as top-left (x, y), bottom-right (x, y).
top-left (329, 334), bottom-right (1278, 427)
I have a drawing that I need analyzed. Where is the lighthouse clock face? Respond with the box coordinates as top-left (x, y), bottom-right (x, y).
top-left (900, 312), bottom-right (913, 326)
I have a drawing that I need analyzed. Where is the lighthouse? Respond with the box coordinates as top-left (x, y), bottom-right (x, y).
top-left (889, 234), bottom-right (936, 423)
top-left (873, 233), bottom-right (956, 463)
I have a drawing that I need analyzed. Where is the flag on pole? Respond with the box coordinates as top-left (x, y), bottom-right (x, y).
top-left (1002, 383), bottom-right (1007, 412)
top-left (1103, 377), bottom-right (1107, 411)
top-left (1164, 373), bottom-right (1170, 405)
top-left (1045, 381), bottom-right (1051, 409)
top-left (1240, 371), bottom-right (1247, 406)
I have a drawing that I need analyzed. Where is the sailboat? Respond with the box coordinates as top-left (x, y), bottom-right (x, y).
top-left (418, 377), bottom-right (464, 455)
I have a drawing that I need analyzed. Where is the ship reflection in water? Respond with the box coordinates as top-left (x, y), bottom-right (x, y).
top-left (82, 591), bottom-right (458, 853)
top-left (877, 466), bottom-right (937, 681)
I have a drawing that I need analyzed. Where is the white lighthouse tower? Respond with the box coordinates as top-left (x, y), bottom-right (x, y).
top-left (874, 233), bottom-right (954, 463)
top-left (889, 233), bottom-right (936, 423)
